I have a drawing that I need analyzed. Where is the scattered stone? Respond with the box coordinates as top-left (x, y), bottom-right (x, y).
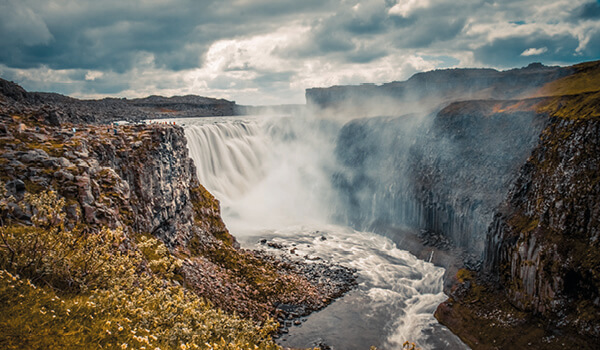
top-left (418, 229), bottom-right (454, 251)
top-left (267, 241), bottom-right (285, 249)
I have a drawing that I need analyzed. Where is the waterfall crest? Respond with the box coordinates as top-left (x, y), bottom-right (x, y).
top-left (185, 119), bottom-right (269, 203)
top-left (184, 116), bottom-right (340, 232)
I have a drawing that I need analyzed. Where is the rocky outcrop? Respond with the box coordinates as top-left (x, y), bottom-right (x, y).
top-left (0, 113), bottom-right (214, 248)
top-left (484, 95), bottom-right (600, 337)
top-left (433, 86), bottom-right (600, 348)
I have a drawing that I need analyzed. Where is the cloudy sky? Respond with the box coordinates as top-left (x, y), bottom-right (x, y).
top-left (1, 0), bottom-right (599, 105)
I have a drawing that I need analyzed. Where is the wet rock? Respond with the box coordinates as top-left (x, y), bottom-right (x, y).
top-left (267, 241), bottom-right (285, 249)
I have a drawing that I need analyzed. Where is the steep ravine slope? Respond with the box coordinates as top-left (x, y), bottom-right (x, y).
top-left (325, 60), bottom-right (600, 348)
top-left (435, 94), bottom-right (600, 348)
top-left (334, 100), bottom-right (549, 260)
top-left (330, 63), bottom-right (580, 260)
top-left (488, 110), bottom-right (600, 330)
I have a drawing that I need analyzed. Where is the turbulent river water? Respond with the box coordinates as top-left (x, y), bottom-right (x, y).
top-left (177, 115), bottom-right (467, 350)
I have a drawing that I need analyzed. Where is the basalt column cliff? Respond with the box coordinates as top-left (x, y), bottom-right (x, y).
top-left (309, 60), bottom-right (600, 348)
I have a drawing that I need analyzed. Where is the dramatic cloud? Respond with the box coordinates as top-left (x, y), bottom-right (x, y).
top-left (521, 47), bottom-right (549, 56)
top-left (0, 0), bottom-right (598, 105)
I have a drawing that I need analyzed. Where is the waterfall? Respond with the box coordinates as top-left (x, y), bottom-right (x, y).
top-left (185, 119), bottom-right (269, 203)
top-left (184, 116), bottom-right (341, 233)
top-left (180, 115), bottom-right (467, 350)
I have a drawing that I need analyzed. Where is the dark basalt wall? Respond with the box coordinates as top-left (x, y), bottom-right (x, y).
top-left (485, 114), bottom-right (600, 336)
top-left (333, 101), bottom-right (547, 257)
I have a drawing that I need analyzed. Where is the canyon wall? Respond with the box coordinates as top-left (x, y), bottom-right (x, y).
top-left (0, 113), bottom-right (227, 250)
top-left (333, 100), bottom-right (547, 257)
top-left (484, 93), bottom-right (600, 336)
top-left (324, 60), bottom-right (600, 345)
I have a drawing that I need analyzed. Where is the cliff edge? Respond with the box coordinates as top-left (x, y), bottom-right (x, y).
top-left (0, 83), bottom-right (355, 349)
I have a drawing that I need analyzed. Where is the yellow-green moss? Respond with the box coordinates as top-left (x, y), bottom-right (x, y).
top-left (0, 190), bottom-right (280, 350)
top-left (533, 61), bottom-right (600, 97)
top-left (508, 212), bottom-right (539, 234)
top-left (536, 91), bottom-right (600, 120)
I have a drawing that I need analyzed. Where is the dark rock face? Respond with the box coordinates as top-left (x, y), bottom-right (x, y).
top-left (88, 126), bottom-right (204, 247)
top-left (0, 115), bottom-right (211, 248)
top-left (334, 101), bottom-right (547, 257)
top-left (485, 115), bottom-right (600, 336)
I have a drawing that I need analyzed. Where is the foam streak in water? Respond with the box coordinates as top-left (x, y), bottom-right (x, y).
top-left (244, 225), bottom-right (466, 349)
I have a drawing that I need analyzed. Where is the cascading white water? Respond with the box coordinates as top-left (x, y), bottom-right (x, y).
top-left (185, 116), bottom-right (340, 232)
top-left (178, 115), bottom-right (468, 350)
top-left (185, 119), bottom-right (269, 202)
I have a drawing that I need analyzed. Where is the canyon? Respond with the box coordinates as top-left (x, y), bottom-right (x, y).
top-left (1, 59), bottom-right (599, 349)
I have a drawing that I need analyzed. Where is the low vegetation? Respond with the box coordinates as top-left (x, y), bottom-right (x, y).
top-left (0, 187), bottom-right (279, 349)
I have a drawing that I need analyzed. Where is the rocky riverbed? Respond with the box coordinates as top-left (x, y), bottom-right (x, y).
top-left (255, 238), bottom-right (358, 335)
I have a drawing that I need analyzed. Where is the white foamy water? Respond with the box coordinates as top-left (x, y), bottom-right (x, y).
top-left (178, 115), bottom-right (468, 349)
